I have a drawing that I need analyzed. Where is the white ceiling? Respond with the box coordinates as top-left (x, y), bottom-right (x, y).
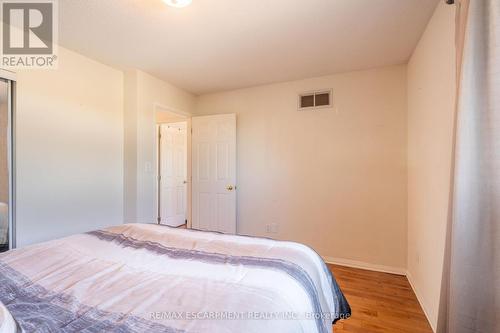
top-left (59, 0), bottom-right (439, 95)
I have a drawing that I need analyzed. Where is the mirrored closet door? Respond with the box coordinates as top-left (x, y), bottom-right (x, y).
top-left (0, 78), bottom-right (13, 252)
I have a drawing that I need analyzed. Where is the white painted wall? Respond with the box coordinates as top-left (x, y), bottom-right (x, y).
top-left (195, 65), bottom-right (408, 271)
top-left (123, 70), bottom-right (195, 224)
top-left (15, 47), bottom-right (124, 247)
top-left (407, 2), bottom-right (456, 331)
top-left (13, 54), bottom-right (195, 246)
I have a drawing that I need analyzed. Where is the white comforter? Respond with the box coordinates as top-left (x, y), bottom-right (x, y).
top-left (0, 224), bottom-right (350, 333)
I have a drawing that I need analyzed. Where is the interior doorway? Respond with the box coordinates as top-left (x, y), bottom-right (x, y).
top-left (156, 106), bottom-right (190, 227)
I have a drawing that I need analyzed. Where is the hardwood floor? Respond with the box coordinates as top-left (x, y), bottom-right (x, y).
top-left (329, 264), bottom-right (433, 333)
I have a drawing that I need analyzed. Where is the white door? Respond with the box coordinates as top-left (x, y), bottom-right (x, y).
top-left (192, 114), bottom-right (236, 234)
top-left (159, 122), bottom-right (187, 227)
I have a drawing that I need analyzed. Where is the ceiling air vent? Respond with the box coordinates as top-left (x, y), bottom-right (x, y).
top-left (298, 90), bottom-right (332, 110)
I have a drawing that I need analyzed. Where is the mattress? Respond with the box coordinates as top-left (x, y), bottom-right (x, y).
top-left (0, 223), bottom-right (350, 332)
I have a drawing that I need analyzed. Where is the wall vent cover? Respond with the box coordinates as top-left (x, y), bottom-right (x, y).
top-left (298, 90), bottom-right (332, 110)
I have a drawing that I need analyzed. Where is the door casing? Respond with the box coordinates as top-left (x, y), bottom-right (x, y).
top-left (0, 69), bottom-right (16, 249)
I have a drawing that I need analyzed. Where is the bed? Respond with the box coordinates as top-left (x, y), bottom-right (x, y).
top-left (0, 224), bottom-right (350, 333)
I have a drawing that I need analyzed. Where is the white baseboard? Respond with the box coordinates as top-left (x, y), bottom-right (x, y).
top-left (323, 256), bottom-right (406, 275)
top-left (405, 270), bottom-right (436, 333)
top-left (124, 218), bottom-right (154, 224)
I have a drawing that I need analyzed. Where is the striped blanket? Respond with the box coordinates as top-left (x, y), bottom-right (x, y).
top-left (0, 224), bottom-right (350, 332)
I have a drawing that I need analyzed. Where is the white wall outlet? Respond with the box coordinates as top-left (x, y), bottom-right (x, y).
top-left (266, 223), bottom-right (279, 234)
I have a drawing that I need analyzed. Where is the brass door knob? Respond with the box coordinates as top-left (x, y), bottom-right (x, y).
top-left (226, 185), bottom-right (234, 191)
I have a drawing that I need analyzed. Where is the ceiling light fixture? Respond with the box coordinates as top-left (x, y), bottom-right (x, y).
top-left (163, 0), bottom-right (192, 8)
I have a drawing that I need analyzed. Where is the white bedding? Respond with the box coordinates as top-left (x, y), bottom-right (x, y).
top-left (0, 301), bottom-right (16, 333)
top-left (0, 223), bottom-right (350, 332)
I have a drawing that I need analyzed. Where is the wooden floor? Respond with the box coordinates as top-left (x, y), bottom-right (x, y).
top-left (329, 264), bottom-right (433, 333)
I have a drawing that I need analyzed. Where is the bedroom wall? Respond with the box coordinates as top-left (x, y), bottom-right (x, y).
top-left (15, 47), bottom-right (124, 247)
top-left (124, 70), bottom-right (139, 225)
top-left (406, 1), bottom-right (456, 331)
top-left (195, 65), bottom-right (408, 271)
top-left (123, 70), bottom-right (195, 224)
top-left (156, 110), bottom-right (186, 123)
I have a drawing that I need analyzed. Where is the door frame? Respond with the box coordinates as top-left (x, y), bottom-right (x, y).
top-left (0, 69), bottom-right (16, 249)
top-left (154, 104), bottom-right (192, 228)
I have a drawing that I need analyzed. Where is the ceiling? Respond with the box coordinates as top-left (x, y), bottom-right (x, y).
top-left (59, 0), bottom-right (439, 95)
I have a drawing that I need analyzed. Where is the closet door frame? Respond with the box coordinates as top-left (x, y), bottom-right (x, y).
top-left (1, 68), bottom-right (16, 250)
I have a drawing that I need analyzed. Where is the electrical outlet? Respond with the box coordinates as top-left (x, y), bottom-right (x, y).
top-left (266, 223), bottom-right (279, 234)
